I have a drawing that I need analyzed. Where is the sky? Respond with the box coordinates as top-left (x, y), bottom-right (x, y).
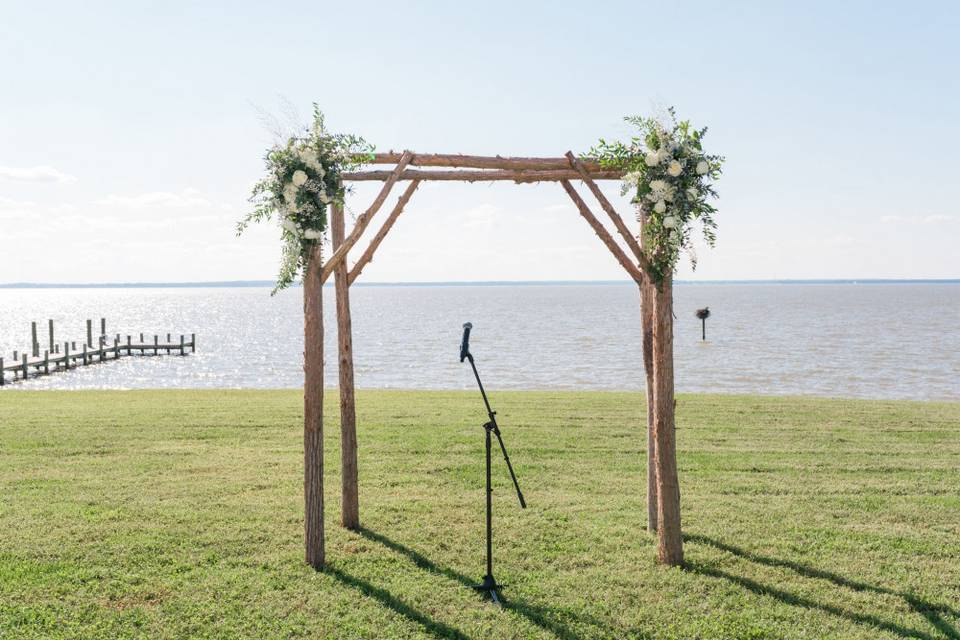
top-left (1, 1), bottom-right (958, 284)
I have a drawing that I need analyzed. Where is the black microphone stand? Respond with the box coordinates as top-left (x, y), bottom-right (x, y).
top-left (461, 323), bottom-right (526, 605)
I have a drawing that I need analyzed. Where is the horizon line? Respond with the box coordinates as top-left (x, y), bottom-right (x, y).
top-left (1, 278), bottom-right (959, 289)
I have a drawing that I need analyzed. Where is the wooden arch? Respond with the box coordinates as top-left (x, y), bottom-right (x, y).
top-left (302, 151), bottom-right (684, 569)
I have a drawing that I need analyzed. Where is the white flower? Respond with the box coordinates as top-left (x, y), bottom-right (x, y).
top-left (299, 148), bottom-right (318, 164)
top-left (283, 183), bottom-right (298, 206)
top-left (667, 161), bottom-right (683, 177)
top-left (644, 152), bottom-right (660, 167)
top-left (686, 187), bottom-right (698, 200)
top-left (696, 161), bottom-right (709, 175)
top-left (303, 228), bottom-right (321, 240)
top-left (292, 170), bottom-right (308, 187)
top-left (318, 192), bottom-right (331, 205)
top-left (654, 200), bottom-right (666, 214)
top-left (663, 216), bottom-right (678, 229)
top-left (647, 179), bottom-right (675, 204)
top-left (623, 170), bottom-right (642, 185)
top-left (281, 217), bottom-right (299, 235)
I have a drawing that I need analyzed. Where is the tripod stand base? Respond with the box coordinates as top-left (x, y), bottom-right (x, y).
top-left (470, 574), bottom-right (503, 605)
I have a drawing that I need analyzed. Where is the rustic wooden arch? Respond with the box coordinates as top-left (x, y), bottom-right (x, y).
top-left (302, 151), bottom-right (684, 569)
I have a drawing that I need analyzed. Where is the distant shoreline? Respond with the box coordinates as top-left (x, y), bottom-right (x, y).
top-left (1, 279), bottom-right (958, 289)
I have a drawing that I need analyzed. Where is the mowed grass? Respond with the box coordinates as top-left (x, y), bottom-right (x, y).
top-left (1, 390), bottom-right (958, 640)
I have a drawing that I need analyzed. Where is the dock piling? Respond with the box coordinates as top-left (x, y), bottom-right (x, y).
top-left (1, 320), bottom-right (197, 385)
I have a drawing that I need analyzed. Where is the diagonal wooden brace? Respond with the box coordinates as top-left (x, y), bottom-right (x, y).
top-left (348, 180), bottom-right (421, 286)
top-left (565, 151), bottom-right (647, 269)
top-left (560, 179), bottom-right (644, 284)
top-left (321, 150), bottom-right (415, 283)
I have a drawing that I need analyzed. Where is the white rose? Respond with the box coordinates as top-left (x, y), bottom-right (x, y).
top-left (696, 161), bottom-right (709, 175)
top-left (644, 152), bottom-right (660, 167)
top-left (318, 192), bottom-right (331, 205)
top-left (654, 200), bottom-right (666, 214)
top-left (686, 187), bottom-right (698, 200)
top-left (663, 216), bottom-right (678, 229)
top-left (649, 179), bottom-right (668, 192)
top-left (303, 229), bottom-right (321, 240)
top-left (667, 161), bottom-right (683, 177)
top-left (292, 170), bottom-right (308, 187)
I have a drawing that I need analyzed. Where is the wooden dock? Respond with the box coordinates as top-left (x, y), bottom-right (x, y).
top-left (1, 318), bottom-right (196, 386)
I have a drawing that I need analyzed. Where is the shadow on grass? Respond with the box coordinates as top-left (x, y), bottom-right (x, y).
top-left (359, 527), bottom-right (599, 640)
top-left (325, 565), bottom-right (471, 640)
top-left (685, 533), bottom-right (959, 640)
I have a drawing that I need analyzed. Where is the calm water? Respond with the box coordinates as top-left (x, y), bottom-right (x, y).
top-left (0, 284), bottom-right (958, 400)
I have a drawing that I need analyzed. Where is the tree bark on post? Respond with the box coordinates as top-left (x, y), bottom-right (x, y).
top-left (332, 202), bottom-right (360, 531)
top-left (639, 210), bottom-right (657, 533)
top-left (652, 274), bottom-right (683, 566)
top-left (303, 245), bottom-right (325, 569)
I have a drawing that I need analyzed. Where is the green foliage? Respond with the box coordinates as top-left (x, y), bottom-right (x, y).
top-left (238, 105), bottom-right (374, 294)
top-left (590, 108), bottom-right (724, 285)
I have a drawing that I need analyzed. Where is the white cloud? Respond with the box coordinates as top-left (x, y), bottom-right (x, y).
top-left (880, 214), bottom-right (956, 225)
top-left (94, 188), bottom-right (231, 210)
top-left (0, 165), bottom-right (77, 183)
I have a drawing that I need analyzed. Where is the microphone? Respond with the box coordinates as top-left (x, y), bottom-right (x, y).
top-left (460, 322), bottom-right (473, 362)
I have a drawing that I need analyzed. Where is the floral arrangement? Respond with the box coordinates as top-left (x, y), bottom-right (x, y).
top-left (590, 108), bottom-right (723, 285)
top-left (238, 105), bottom-right (374, 293)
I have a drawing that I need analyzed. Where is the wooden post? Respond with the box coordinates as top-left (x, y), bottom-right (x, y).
top-left (652, 274), bottom-right (683, 566)
top-left (100, 318), bottom-right (106, 340)
top-left (64, 342), bottom-right (70, 370)
top-left (82, 344), bottom-right (88, 366)
top-left (303, 245), bottom-right (325, 569)
top-left (86, 320), bottom-right (93, 348)
top-left (48, 319), bottom-right (55, 354)
top-left (639, 209), bottom-right (657, 533)
top-left (31, 322), bottom-right (39, 357)
top-left (191, 333), bottom-right (196, 353)
top-left (332, 201), bottom-right (360, 530)
top-left (99, 337), bottom-right (106, 363)
top-left (21, 354), bottom-right (28, 380)
top-left (0, 358), bottom-right (4, 386)
top-left (153, 335), bottom-right (158, 355)
top-left (179, 335), bottom-right (185, 356)
top-left (43, 351), bottom-right (49, 375)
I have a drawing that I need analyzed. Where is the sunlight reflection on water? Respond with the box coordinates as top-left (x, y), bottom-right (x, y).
top-left (0, 284), bottom-right (957, 400)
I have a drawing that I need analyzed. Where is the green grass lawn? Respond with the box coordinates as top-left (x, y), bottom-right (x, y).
top-left (1, 390), bottom-right (958, 639)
